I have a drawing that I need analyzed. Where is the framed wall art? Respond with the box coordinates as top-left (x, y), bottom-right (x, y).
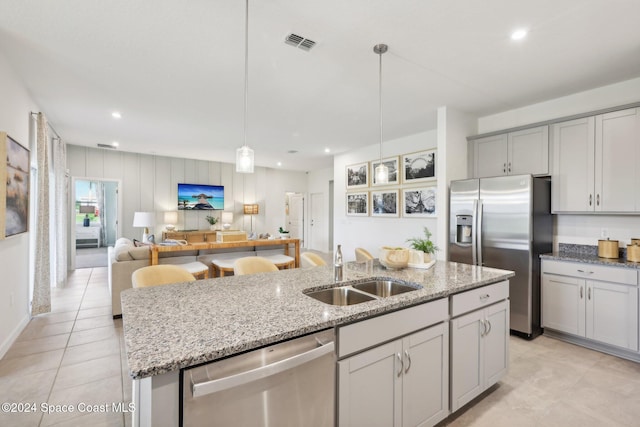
top-left (346, 192), bottom-right (369, 216)
top-left (403, 186), bottom-right (436, 217)
top-left (345, 162), bottom-right (369, 189)
top-left (371, 156), bottom-right (399, 186)
top-left (371, 190), bottom-right (399, 217)
top-left (1, 132), bottom-right (30, 238)
top-left (403, 149), bottom-right (436, 184)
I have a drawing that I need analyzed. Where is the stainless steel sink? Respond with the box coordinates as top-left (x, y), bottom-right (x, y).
top-left (352, 280), bottom-right (421, 297)
top-left (305, 287), bottom-right (376, 306)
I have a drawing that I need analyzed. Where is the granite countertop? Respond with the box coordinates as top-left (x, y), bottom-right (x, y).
top-left (121, 260), bottom-right (514, 380)
top-left (540, 243), bottom-right (640, 269)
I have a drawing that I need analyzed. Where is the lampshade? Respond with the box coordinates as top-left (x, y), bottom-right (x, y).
top-left (164, 211), bottom-right (178, 231)
top-left (235, 0), bottom-right (255, 174)
top-left (221, 211), bottom-right (234, 230)
top-left (133, 211), bottom-right (155, 243)
top-left (133, 212), bottom-right (155, 228)
top-left (243, 204), bottom-right (259, 215)
top-left (373, 43), bottom-right (389, 184)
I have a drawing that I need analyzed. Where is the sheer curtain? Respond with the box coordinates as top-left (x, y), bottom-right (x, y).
top-left (32, 113), bottom-right (51, 315)
top-left (53, 138), bottom-right (68, 288)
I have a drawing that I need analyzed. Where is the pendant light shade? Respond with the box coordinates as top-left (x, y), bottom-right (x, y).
top-left (374, 43), bottom-right (388, 184)
top-left (236, 0), bottom-right (254, 173)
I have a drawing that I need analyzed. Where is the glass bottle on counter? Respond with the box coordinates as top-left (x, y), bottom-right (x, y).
top-left (334, 244), bottom-right (343, 282)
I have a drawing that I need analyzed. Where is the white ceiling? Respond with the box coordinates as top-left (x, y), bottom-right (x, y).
top-left (1, 0), bottom-right (639, 171)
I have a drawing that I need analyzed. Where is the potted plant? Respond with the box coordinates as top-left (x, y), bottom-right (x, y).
top-left (406, 226), bottom-right (439, 263)
top-left (206, 215), bottom-right (218, 231)
top-left (278, 226), bottom-right (290, 239)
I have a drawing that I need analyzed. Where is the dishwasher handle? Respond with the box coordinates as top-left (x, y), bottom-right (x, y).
top-left (191, 340), bottom-right (335, 398)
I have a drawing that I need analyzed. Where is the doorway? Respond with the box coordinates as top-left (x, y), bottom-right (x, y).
top-left (70, 178), bottom-right (121, 269)
top-left (286, 193), bottom-right (304, 246)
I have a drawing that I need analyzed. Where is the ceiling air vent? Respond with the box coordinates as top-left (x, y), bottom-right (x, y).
top-left (97, 144), bottom-right (117, 150)
top-left (285, 33), bottom-right (316, 51)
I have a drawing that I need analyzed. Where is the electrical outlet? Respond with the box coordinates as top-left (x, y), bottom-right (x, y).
top-left (601, 228), bottom-right (609, 238)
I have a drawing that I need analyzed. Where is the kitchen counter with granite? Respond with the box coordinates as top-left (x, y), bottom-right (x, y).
top-left (540, 243), bottom-right (640, 269)
top-left (121, 260), bottom-right (514, 380)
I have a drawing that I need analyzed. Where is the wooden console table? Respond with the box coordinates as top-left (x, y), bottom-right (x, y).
top-left (150, 238), bottom-right (301, 268)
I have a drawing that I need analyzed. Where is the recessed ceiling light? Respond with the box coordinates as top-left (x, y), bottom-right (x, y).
top-left (277, 162), bottom-right (282, 167)
top-left (112, 141), bottom-right (119, 147)
top-left (112, 111), bottom-right (122, 119)
top-left (324, 148), bottom-right (330, 153)
top-left (511, 28), bottom-right (528, 41)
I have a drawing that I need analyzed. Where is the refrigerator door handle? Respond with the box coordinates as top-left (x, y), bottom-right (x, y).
top-left (472, 199), bottom-right (478, 265)
top-left (477, 199), bottom-right (483, 266)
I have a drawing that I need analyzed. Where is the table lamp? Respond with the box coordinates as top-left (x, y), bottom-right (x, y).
top-left (133, 211), bottom-right (156, 243)
top-left (243, 204), bottom-right (259, 233)
top-left (221, 211), bottom-right (233, 230)
top-left (164, 211), bottom-right (178, 231)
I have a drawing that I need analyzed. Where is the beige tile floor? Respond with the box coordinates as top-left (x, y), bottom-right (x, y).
top-left (2, 266), bottom-right (640, 426)
top-left (0, 267), bottom-right (131, 427)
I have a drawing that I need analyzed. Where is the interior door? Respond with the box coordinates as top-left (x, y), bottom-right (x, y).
top-left (288, 193), bottom-right (304, 245)
top-left (310, 192), bottom-right (325, 252)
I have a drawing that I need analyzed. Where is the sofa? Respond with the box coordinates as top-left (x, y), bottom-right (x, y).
top-left (108, 238), bottom-right (291, 317)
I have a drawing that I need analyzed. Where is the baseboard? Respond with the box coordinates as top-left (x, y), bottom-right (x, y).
top-left (0, 314), bottom-right (30, 359)
top-left (543, 328), bottom-right (640, 363)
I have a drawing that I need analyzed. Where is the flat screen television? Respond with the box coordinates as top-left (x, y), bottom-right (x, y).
top-left (177, 183), bottom-right (224, 210)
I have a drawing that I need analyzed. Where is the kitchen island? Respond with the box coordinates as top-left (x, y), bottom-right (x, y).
top-left (121, 260), bottom-right (514, 426)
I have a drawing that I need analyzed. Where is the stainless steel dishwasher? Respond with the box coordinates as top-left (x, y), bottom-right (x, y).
top-left (182, 329), bottom-right (335, 427)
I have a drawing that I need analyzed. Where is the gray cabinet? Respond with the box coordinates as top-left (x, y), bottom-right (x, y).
top-left (337, 299), bottom-right (449, 427)
top-left (551, 108), bottom-right (640, 213)
top-left (541, 259), bottom-right (639, 352)
top-left (450, 282), bottom-right (509, 412)
top-left (472, 126), bottom-right (549, 178)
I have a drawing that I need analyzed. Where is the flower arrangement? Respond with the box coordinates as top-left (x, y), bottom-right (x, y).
top-left (406, 227), bottom-right (439, 255)
top-left (206, 215), bottom-right (218, 225)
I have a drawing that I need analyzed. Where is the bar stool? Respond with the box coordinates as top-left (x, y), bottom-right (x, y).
top-left (132, 265), bottom-right (196, 288)
top-left (262, 254), bottom-right (295, 270)
top-left (300, 252), bottom-right (327, 268)
top-left (211, 258), bottom-right (244, 277)
top-left (233, 257), bottom-right (279, 276)
top-left (355, 247), bottom-right (374, 262)
top-left (178, 261), bottom-right (210, 279)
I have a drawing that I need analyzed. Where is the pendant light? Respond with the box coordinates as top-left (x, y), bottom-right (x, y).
top-left (236, 0), bottom-right (254, 173)
top-left (373, 44), bottom-right (388, 184)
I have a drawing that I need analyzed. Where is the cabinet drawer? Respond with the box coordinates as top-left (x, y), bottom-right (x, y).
top-left (542, 259), bottom-right (638, 285)
top-left (337, 298), bottom-right (447, 359)
top-left (450, 281), bottom-right (509, 318)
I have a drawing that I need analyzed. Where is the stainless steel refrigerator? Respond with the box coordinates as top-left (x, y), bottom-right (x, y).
top-left (449, 174), bottom-right (552, 338)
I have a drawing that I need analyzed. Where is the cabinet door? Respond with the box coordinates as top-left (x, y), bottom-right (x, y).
top-left (450, 309), bottom-right (483, 412)
top-left (483, 300), bottom-right (509, 386)
top-left (595, 108), bottom-right (640, 212)
top-left (551, 117), bottom-right (595, 212)
top-left (473, 134), bottom-right (508, 178)
top-left (508, 126), bottom-right (549, 176)
top-left (402, 323), bottom-right (449, 427)
top-left (338, 340), bottom-right (402, 427)
top-left (586, 280), bottom-right (639, 351)
top-left (542, 273), bottom-right (585, 336)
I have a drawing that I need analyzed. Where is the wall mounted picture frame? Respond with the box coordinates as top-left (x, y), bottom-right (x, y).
top-left (403, 186), bottom-right (436, 217)
top-left (403, 149), bottom-right (436, 184)
top-left (371, 156), bottom-right (399, 186)
top-left (346, 192), bottom-right (369, 216)
top-left (345, 162), bottom-right (369, 189)
top-left (1, 132), bottom-right (30, 238)
top-left (371, 190), bottom-right (399, 217)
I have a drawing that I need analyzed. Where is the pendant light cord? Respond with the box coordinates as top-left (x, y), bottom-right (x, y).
top-left (378, 48), bottom-right (383, 163)
top-left (243, 0), bottom-right (249, 149)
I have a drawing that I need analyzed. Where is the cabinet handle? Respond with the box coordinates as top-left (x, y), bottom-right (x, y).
top-left (577, 269), bottom-right (594, 275)
top-left (508, 162), bottom-right (511, 173)
top-left (479, 294), bottom-right (490, 302)
top-left (480, 319), bottom-right (487, 337)
top-left (396, 353), bottom-right (403, 378)
top-left (596, 194), bottom-right (600, 206)
top-left (485, 319), bottom-right (492, 336)
top-left (580, 286), bottom-right (584, 299)
top-left (589, 194), bottom-right (592, 206)
top-left (503, 163), bottom-right (506, 173)
top-left (404, 350), bottom-right (412, 374)
top-left (588, 287), bottom-right (591, 300)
